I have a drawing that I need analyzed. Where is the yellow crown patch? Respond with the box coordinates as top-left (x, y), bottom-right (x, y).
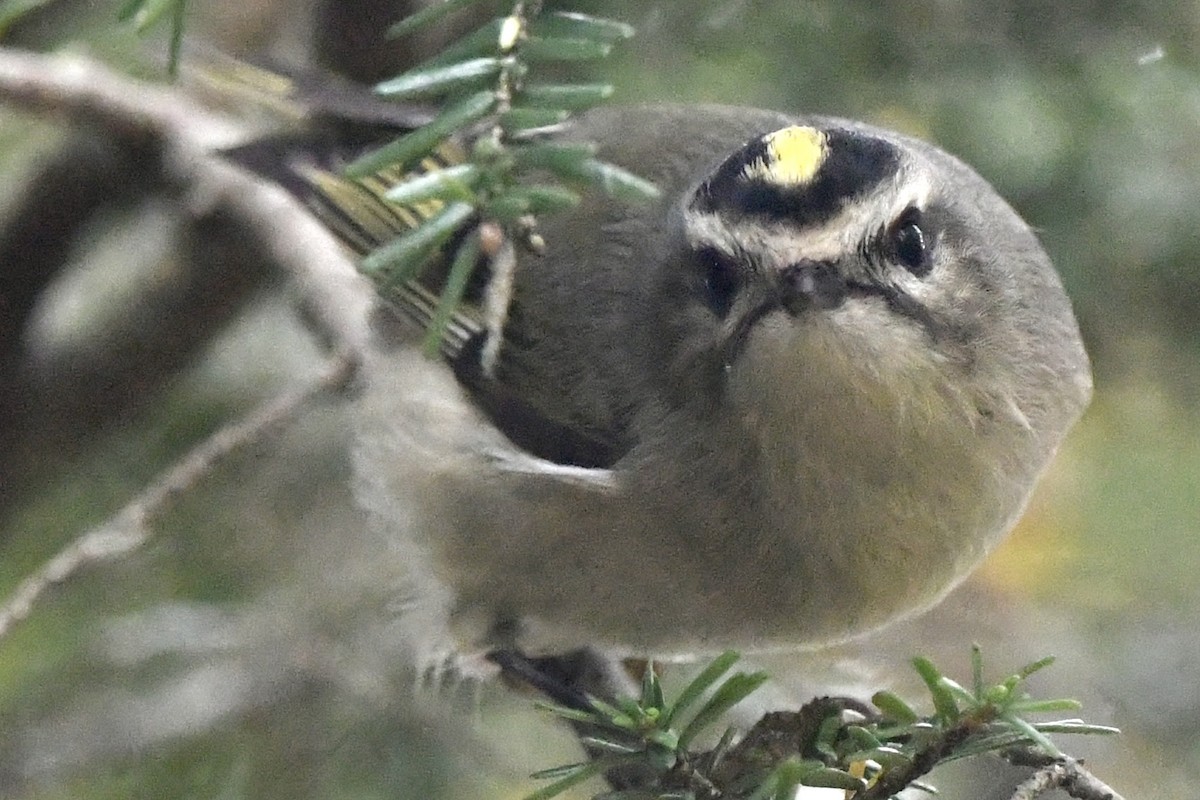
top-left (741, 126), bottom-right (827, 186)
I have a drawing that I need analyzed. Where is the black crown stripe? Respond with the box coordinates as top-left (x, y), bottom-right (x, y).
top-left (692, 129), bottom-right (901, 228)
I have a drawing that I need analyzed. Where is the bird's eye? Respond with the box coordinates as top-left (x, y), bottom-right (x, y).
top-left (696, 246), bottom-right (741, 317)
top-left (889, 207), bottom-right (933, 277)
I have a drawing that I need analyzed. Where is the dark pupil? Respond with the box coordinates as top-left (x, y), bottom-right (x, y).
top-left (894, 221), bottom-right (929, 275)
top-left (699, 246), bottom-right (739, 317)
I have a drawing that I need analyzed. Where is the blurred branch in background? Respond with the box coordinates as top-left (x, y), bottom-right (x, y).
top-left (0, 343), bottom-right (355, 640)
top-left (0, 132), bottom-right (162, 375)
top-left (0, 44), bottom-right (425, 797)
top-left (0, 47), bottom-right (372, 517)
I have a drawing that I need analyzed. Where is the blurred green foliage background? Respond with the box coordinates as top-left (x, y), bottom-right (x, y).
top-left (0, 1), bottom-right (1197, 798)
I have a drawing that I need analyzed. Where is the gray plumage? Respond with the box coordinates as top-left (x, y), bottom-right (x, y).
top-left (349, 105), bottom-right (1092, 661)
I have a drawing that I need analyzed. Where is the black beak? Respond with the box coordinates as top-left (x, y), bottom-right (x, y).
top-left (779, 259), bottom-right (848, 314)
top-left (718, 259), bottom-right (849, 369)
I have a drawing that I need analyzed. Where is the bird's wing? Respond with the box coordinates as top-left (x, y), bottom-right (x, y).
top-left (224, 126), bottom-right (626, 469)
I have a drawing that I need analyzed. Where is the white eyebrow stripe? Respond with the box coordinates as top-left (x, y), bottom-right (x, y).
top-left (686, 171), bottom-right (933, 268)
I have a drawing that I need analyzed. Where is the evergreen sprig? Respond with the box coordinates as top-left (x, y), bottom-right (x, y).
top-left (527, 648), bottom-right (1118, 800)
top-left (527, 651), bottom-right (769, 800)
top-left (354, 0), bottom-right (658, 355)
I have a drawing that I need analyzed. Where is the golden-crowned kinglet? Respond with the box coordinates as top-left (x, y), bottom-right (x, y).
top-left (248, 104), bottom-right (1092, 662)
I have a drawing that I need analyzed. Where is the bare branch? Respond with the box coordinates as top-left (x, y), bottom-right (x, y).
top-left (0, 347), bottom-right (357, 642)
top-left (1006, 748), bottom-right (1123, 800)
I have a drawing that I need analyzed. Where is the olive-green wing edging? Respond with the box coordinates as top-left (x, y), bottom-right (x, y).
top-left (293, 143), bottom-right (485, 361)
